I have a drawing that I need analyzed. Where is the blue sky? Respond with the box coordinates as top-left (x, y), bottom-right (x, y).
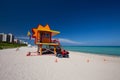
top-left (0, 0), bottom-right (120, 46)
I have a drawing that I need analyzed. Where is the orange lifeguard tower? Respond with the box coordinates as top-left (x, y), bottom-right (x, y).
top-left (32, 24), bottom-right (60, 55)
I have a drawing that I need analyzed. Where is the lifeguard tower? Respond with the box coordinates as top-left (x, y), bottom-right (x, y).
top-left (32, 24), bottom-right (60, 55)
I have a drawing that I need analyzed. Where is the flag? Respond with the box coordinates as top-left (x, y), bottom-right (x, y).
top-left (27, 31), bottom-right (31, 40)
top-left (27, 31), bottom-right (31, 36)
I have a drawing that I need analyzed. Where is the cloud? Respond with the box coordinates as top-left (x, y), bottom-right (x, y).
top-left (16, 36), bottom-right (82, 45)
top-left (16, 36), bottom-right (34, 40)
top-left (58, 38), bottom-right (82, 44)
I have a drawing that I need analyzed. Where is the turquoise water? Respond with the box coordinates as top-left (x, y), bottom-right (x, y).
top-left (63, 46), bottom-right (120, 56)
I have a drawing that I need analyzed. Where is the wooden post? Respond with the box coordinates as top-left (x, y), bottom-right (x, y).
top-left (37, 45), bottom-right (40, 53)
top-left (40, 44), bottom-right (42, 55)
top-left (54, 46), bottom-right (56, 55)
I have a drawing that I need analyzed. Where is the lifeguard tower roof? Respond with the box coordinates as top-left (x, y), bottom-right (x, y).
top-left (32, 24), bottom-right (60, 38)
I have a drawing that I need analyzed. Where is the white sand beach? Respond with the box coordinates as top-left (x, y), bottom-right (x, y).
top-left (0, 47), bottom-right (120, 80)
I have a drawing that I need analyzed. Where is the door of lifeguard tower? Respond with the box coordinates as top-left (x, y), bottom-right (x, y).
top-left (39, 31), bottom-right (51, 43)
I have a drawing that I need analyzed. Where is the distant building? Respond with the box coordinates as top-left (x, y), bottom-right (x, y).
top-left (0, 33), bottom-right (7, 42)
top-left (0, 33), bottom-right (3, 42)
top-left (24, 42), bottom-right (28, 45)
top-left (19, 40), bottom-right (28, 45)
top-left (14, 39), bottom-right (26, 44)
top-left (14, 39), bottom-right (19, 44)
top-left (8, 33), bottom-right (14, 43)
top-left (0, 33), bottom-right (14, 43)
top-left (6, 34), bottom-right (10, 43)
top-left (3, 34), bottom-right (7, 42)
top-left (19, 40), bottom-right (23, 44)
top-left (0, 33), bottom-right (28, 45)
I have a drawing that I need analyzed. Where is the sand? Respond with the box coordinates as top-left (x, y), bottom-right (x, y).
top-left (0, 47), bottom-right (120, 80)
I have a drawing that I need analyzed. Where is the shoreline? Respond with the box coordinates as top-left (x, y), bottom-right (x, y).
top-left (69, 50), bottom-right (120, 58)
top-left (63, 46), bottom-right (120, 56)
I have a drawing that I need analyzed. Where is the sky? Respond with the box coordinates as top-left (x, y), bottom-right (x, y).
top-left (0, 0), bottom-right (120, 46)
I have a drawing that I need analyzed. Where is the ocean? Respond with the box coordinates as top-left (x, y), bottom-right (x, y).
top-left (63, 46), bottom-right (120, 56)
